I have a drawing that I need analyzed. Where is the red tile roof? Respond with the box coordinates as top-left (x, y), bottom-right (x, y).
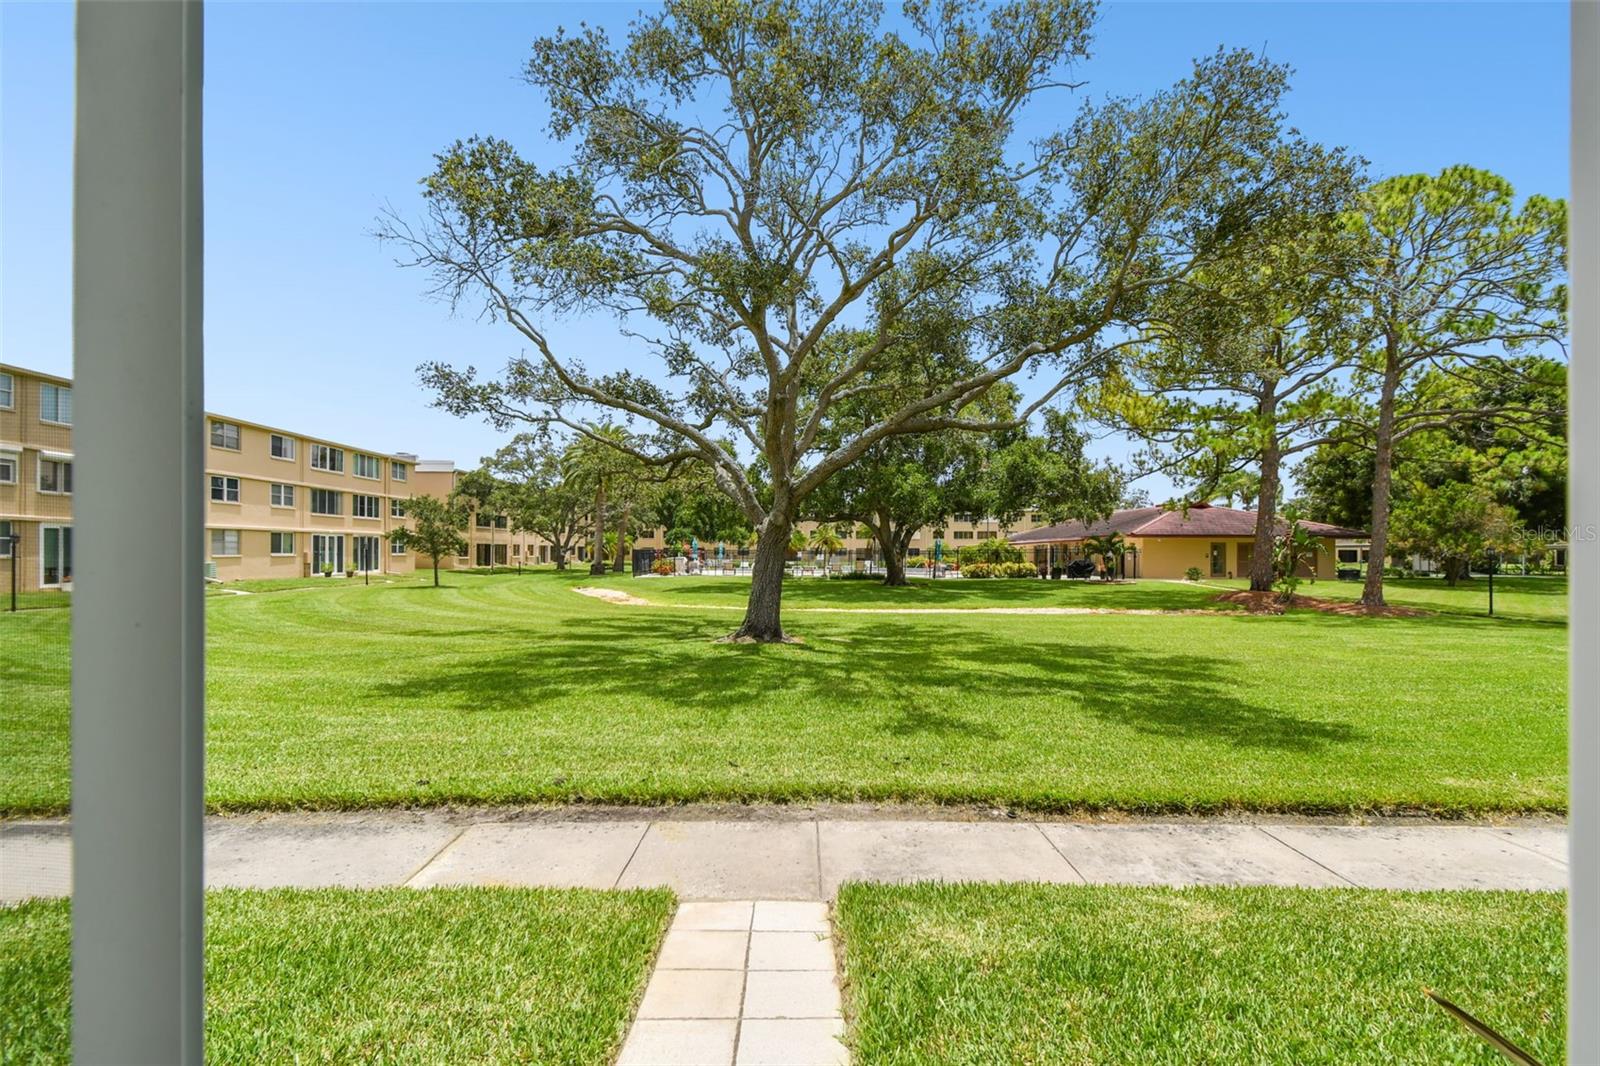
top-left (1008, 503), bottom-right (1365, 544)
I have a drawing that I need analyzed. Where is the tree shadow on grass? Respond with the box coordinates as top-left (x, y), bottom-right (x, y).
top-left (630, 576), bottom-right (1219, 611)
top-left (368, 612), bottom-right (1361, 754)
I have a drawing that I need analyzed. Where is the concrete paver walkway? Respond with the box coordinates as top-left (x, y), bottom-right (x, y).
top-left (619, 900), bottom-right (847, 1066)
top-left (0, 810), bottom-right (1566, 904)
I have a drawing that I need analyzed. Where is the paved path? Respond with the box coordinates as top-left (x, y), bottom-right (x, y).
top-left (0, 810), bottom-right (1566, 904)
top-left (619, 900), bottom-right (847, 1066)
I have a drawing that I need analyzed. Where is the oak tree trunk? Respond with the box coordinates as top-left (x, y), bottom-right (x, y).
top-left (873, 521), bottom-right (908, 586)
top-left (729, 516), bottom-right (793, 642)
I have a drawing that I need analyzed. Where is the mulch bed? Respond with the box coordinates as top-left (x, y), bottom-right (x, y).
top-left (1213, 589), bottom-right (1430, 618)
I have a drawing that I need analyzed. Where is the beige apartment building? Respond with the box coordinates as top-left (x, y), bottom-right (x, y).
top-left (2, 363), bottom-right (418, 594)
top-left (2, 360), bottom-right (1080, 592)
top-left (0, 365), bottom-right (75, 594)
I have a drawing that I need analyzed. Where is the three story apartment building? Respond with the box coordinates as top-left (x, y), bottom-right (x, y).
top-left (2, 360), bottom-right (1066, 593)
top-left (1, 363), bottom-right (417, 594)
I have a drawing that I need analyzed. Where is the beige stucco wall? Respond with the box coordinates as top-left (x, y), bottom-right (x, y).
top-left (203, 416), bottom-right (416, 579)
top-left (2, 366), bottom-right (78, 591)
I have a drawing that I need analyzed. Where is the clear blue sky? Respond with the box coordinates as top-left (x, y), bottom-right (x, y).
top-left (1, 1), bottom-right (1569, 496)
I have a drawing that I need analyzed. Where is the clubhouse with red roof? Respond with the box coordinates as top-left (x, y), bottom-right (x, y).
top-left (1007, 502), bottom-right (1366, 580)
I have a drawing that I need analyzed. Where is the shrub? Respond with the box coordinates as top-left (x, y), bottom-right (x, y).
top-left (962, 562), bottom-right (996, 578)
top-left (957, 538), bottom-right (1023, 566)
top-left (651, 556), bottom-right (675, 576)
top-left (1185, 567), bottom-right (1202, 581)
top-left (995, 561), bottom-right (1040, 578)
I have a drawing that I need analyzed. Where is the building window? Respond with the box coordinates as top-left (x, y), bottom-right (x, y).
top-left (390, 537), bottom-right (407, 555)
top-left (310, 489), bottom-right (341, 515)
top-left (391, 460), bottom-right (407, 481)
top-left (0, 520), bottom-right (11, 556)
top-left (210, 475), bottom-right (240, 503)
top-left (352, 453), bottom-right (381, 480)
top-left (0, 372), bottom-right (12, 409)
top-left (309, 444), bottom-right (343, 473)
top-left (0, 451), bottom-right (16, 484)
top-left (391, 498), bottom-right (407, 518)
top-left (209, 529), bottom-right (241, 557)
top-left (953, 530), bottom-right (974, 540)
top-left (270, 483), bottom-right (295, 508)
top-left (38, 458), bottom-right (72, 495)
top-left (39, 383), bottom-right (72, 425)
top-left (270, 532), bottom-right (295, 556)
top-left (270, 433), bottom-right (296, 460)
top-left (210, 420), bottom-right (240, 450)
top-left (353, 494), bottom-right (381, 519)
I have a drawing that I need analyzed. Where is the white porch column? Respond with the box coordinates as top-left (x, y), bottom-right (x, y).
top-left (72, 1), bottom-right (205, 1062)
top-left (1572, 1), bottom-right (1597, 1058)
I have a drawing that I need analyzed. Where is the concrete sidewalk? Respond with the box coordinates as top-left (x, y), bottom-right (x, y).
top-left (1, 809), bottom-right (1566, 905)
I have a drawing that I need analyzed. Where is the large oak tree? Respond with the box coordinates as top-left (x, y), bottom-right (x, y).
top-left (386, 0), bottom-right (1304, 641)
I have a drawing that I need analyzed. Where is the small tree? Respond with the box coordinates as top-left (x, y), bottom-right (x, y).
top-left (1082, 532), bottom-right (1126, 580)
top-left (485, 433), bottom-right (591, 570)
top-left (452, 467), bottom-right (504, 569)
top-left (807, 524), bottom-right (845, 576)
top-left (1390, 481), bottom-right (1516, 588)
top-left (387, 494), bottom-right (470, 587)
top-left (1273, 523), bottom-right (1321, 602)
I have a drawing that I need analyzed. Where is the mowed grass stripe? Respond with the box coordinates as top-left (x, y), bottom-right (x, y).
top-left (0, 886), bottom-right (674, 1065)
top-left (834, 882), bottom-right (1566, 1066)
top-left (0, 571), bottom-right (1566, 814)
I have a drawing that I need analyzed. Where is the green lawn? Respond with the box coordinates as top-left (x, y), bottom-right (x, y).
top-left (1208, 574), bottom-right (1569, 623)
top-left (835, 882), bottom-right (1566, 1065)
top-left (0, 886), bottom-right (672, 1065)
top-left (0, 569), bottom-right (1566, 815)
top-left (0, 588), bottom-right (71, 611)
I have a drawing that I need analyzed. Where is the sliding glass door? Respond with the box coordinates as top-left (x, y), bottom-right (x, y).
top-left (41, 525), bottom-right (73, 587)
top-left (353, 535), bottom-right (381, 573)
top-left (311, 534), bottom-right (344, 574)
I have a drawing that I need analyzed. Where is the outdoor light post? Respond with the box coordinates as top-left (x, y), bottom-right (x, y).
top-left (6, 531), bottom-right (19, 612)
top-left (1486, 549), bottom-right (1499, 617)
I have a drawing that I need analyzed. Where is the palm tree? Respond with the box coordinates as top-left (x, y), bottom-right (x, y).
top-left (565, 425), bottom-right (634, 576)
top-left (1274, 523), bottom-right (1322, 599)
top-left (808, 524), bottom-right (846, 576)
top-left (1082, 532), bottom-right (1126, 581)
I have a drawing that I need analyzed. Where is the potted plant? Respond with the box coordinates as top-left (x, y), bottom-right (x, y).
top-left (321, 562), bottom-right (334, 578)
